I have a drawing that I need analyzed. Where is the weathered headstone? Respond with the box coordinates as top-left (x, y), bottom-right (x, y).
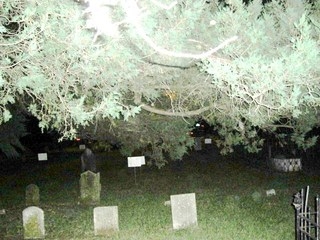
top-left (194, 137), bottom-right (202, 151)
top-left (22, 206), bottom-right (45, 239)
top-left (81, 148), bottom-right (97, 173)
top-left (170, 193), bottom-right (198, 230)
top-left (93, 206), bottom-right (119, 236)
top-left (80, 171), bottom-right (101, 205)
top-left (26, 184), bottom-right (40, 206)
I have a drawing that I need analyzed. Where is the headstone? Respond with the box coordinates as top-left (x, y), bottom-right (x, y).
top-left (26, 184), bottom-right (40, 206)
top-left (194, 137), bottom-right (202, 151)
top-left (170, 193), bottom-right (198, 230)
top-left (93, 206), bottom-right (119, 236)
top-left (22, 206), bottom-right (45, 239)
top-left (80, 171), bottom-right (101, 205)
top-left (81, 148), bottom-right (97, 173)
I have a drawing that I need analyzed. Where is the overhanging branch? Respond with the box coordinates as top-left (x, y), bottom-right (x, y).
top-left (134, 92), bottom-right (211, 117)
top-left (122, 0), bottom-right (238, 59)
top-left (140, 103), bottom-right (211, 117)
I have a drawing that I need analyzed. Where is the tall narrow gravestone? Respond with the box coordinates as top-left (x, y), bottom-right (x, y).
top-left (170, 193), bottom-right (198, 230)
top-left (80, 171), bottom-right (101, 205)
top-left (22, 206), bottom-right (45, 239)
top-left (194, 137), bottom-right (202, 151)
top-left (25, 184), bottom-right (40, 206)
top-left (93, 206), bottom-right (119, 236)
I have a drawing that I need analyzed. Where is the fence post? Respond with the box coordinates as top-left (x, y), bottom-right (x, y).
top-left (293, 190), bottom-right (303, 240)
top-left (307, 206), bottom-right (311, 240)
top-left (316, 196), bottom-right (319, 240)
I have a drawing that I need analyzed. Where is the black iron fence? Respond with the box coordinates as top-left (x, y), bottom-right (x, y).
top-left (293, 186), bottom-right (320, 240)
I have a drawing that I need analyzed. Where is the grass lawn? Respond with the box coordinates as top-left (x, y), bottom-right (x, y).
top-left (1, 149), bottom-right (319, 239)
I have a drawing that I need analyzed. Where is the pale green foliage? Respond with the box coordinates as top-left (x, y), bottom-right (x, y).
top-left (79, 114), bottom-right (194, 168)
top-left (0, 0), bottom-right (319, 165)
top-left (199, 0), bottom-right (320, 152)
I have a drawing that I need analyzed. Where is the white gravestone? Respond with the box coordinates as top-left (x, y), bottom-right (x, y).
top-left (23, 206), bottom-right (45, 239)
top-left (94, 206), bottom-right (119, 236)
top-left (170, 193), bottom-right (198, 230)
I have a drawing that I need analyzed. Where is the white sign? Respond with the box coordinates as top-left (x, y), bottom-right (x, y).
top-left (79, 144), bottom-right (86, 150)
top-left (128, 156), bottom-right (145, 167)
top-left (38, 153), bottom-right (48, 161)
top-left (204, 138), bottom-right (212, 144)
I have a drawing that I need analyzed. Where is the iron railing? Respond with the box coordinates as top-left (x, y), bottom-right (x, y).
top-left (293, 186), bottom-right (320, 240)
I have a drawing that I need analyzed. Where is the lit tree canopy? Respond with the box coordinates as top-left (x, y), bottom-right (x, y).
top-left (0, 0), bottom-right (319, 165)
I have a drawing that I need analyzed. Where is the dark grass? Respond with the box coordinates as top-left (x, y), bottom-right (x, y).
top-left (1, 149), bottom-right (320, 239)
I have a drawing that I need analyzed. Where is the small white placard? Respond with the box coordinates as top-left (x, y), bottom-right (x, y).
top-left (38, 153), bottom-right (48, 161)
top-left (128, 156), bottom-right (145, 167)
top-left (204, 138), bottom-right (212, 144)
top-left (79, 144), bottom-right (86, 150)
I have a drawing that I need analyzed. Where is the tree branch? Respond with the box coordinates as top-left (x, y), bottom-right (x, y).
top-left (122, 0), bottom-right (238, 59)
top-left (140, 103), bottom-right (211, 117)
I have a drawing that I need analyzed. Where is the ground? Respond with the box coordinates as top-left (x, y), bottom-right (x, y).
top-left (0, 145), bottom-right (319, 239)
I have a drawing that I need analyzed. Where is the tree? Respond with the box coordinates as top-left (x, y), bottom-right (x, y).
top-left (0, 0), bottom-right (319, 166)
top-left (0, 109), bottom-right (27, 159)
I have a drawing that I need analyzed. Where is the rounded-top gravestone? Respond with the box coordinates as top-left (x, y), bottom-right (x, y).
top-left (25, 184), bottom-right (40, 206)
